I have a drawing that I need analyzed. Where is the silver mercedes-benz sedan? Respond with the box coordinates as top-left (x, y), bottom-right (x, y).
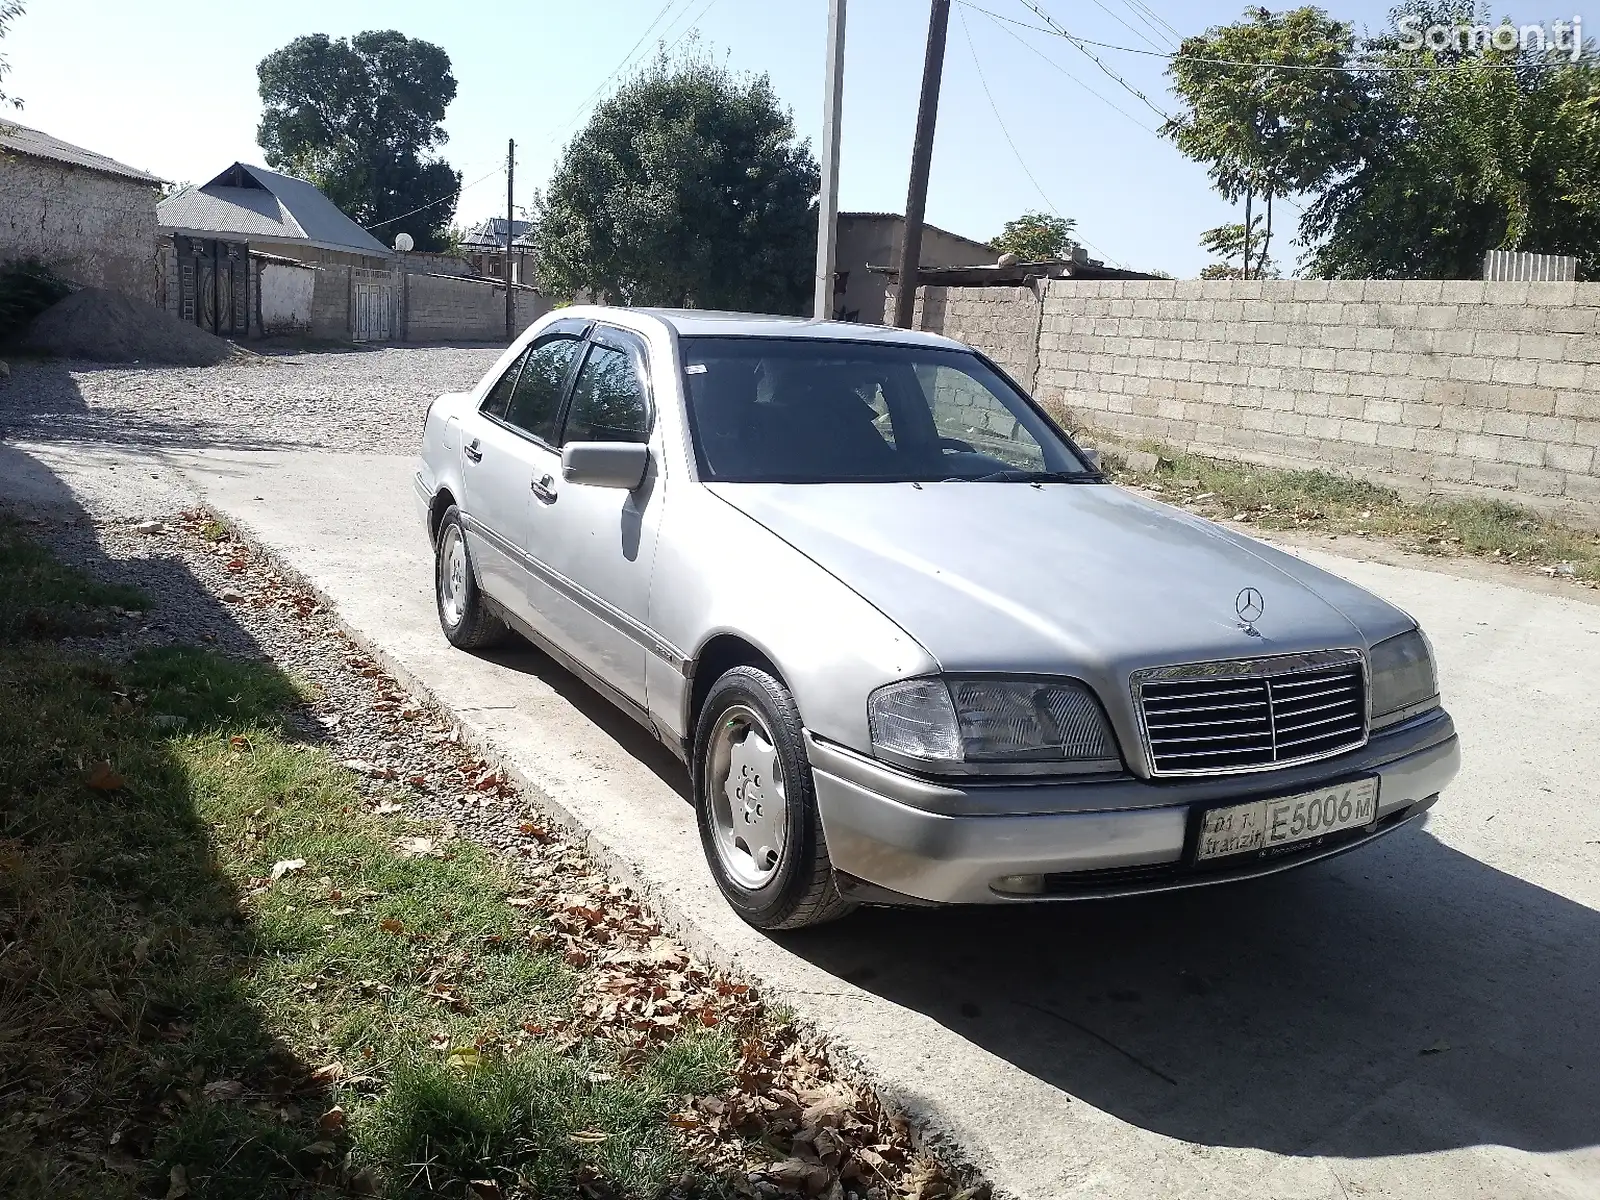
top-left (414, 306), bottom-right (1459, 929)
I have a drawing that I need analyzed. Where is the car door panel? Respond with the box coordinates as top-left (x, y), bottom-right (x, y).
top-left (525, 330), bottom-right (663, 710)
top-left (460, 328), bottom-right (586, 636)
top-left (458, 350), bottom-right (535, 622)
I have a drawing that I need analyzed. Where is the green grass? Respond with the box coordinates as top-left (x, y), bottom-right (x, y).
top-left (1106, 446), bottom-right (1600, 581)
top-left (0, 517), bottom-right (147, 640)
top-left (0, 525), bottom-right (743, 1199)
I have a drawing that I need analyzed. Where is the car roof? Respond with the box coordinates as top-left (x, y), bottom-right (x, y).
top-left (562, 305), bottom-right (971, 351)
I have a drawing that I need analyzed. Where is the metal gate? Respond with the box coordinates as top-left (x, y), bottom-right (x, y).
top-left (352, 268), bottom-right (394, 342)
top-left (176, 236), bottom-right (249, 337)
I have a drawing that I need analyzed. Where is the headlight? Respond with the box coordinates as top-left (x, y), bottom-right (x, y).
top-left (1369, 629), bottom-right (1438, 727)
top-left (868, 676), bottom-right (1121, 772)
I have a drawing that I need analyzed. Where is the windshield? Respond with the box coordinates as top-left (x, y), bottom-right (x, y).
top-left (679, 336), bottom-right (1098, 484)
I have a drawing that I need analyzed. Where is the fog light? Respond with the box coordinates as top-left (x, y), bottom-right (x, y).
top-left (992, 873), bottom-right (1045, 896)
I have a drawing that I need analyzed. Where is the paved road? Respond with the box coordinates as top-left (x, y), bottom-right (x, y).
top-left (12, 441), bottom-right (1600, 1200)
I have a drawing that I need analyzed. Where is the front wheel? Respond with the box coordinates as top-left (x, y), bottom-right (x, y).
top-left (693, 666), bottom-right (855, 930)
top-left (434, 505), bottom-right (508, 650)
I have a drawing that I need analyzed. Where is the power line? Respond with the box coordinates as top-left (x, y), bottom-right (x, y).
top-left (974, 5), bottom-right (1161, 135)
top-left (363, 164), bottom-right (505, 232)
top-left (1121, 0), bottom-right (1181, 46)
top-left (957, 6), bottom-right (1130, 268)
top-left (970, 2), bottom-right (1308, 223)
top-left (660, 0), bottom-right (721, 56)
top-left (963, 0), bottom-right (1594, 74)
top-left (1085, 0), bottom-right (1166, 53)
top-left (1017, 0), bottom-right (1173, 122)
top-left (551, 0), bottom-right (693, 144)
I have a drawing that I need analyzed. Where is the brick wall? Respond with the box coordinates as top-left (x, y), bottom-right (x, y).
top-left (0, 156), bottom-right (160, 303)
top-left (915, 278), bottom-right (1600, 521)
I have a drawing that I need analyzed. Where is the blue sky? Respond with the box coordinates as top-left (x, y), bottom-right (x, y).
top-left (6, 1), bottom-right (1590, 277)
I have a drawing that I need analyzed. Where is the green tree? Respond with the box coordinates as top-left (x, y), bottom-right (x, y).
top-left (536, 50), bottom-right (819, 312)
top-left (1199, 217), bottom-right (1280, 278)
top-left (988, 211), bottom-right (1078, 261)
top-left (257, 31), bottom-right (460, 251)
top-left (1303, 2), bottom-right (1600, 278)
top-left (1, 0), bottom-right (25, 113)
top-left (1163, 6), bottom-right (1367, 276)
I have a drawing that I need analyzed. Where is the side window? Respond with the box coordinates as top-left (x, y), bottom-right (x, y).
top-left (479, 348), bottom-right (528, 419)
top-left (562, 342), bottom-right (650, 444)
top-left (504, 336), bottom-right (583, 443)
top-left (913, 363), bottom-right (1047, 470)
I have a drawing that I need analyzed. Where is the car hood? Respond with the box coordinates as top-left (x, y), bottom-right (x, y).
top-left (707, 482), bottom-right (1414, 677)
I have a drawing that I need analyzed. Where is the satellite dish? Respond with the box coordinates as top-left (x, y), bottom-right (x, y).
top-left (393, 232), bottom-right (415, 253)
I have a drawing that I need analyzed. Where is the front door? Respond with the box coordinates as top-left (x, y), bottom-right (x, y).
top-left (458, 329), bottom-right (585, 634)
top-left (523, 327), bottom-right (662, 710)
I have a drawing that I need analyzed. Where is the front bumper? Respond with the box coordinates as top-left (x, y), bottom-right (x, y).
top-left (807, 710), bottom-right (1460, 905)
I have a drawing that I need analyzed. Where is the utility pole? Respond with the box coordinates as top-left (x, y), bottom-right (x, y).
top-left (892, 0), bottom-right (951, 329)
top-left (505, 138), bottom-right (515, 340)
top-left (813, 0), bottom-right (847, 321)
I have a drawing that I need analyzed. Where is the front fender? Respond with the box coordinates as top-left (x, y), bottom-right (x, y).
top-left (647, 485), bottom-right (936, 752)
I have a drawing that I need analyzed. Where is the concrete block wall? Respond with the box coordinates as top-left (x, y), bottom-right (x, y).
top-left (908, 283), bottom-right (1043, 388)
top-left (0, 156), bottom-right (160, 303)
top-left (404, 272), bottom-right (551, 342)
top-left (919, 278), bottom-right (1600, 519)
top-left (311, 264), bottom-right (352, 340)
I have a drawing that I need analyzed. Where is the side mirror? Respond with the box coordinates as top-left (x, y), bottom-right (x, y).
top-left (1080, 447), bottom-right (1102, 471)
top-left (561, 441), bottom-right (649, 490)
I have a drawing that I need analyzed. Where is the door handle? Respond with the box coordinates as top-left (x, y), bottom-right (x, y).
top-left (464, 439), bottom-right (483, 463)
top-left (530, 474), bottom-right (558, 504)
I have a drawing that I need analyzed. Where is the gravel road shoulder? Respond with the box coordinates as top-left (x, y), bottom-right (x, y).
top-left (0, 346), bottom-right (504, 453)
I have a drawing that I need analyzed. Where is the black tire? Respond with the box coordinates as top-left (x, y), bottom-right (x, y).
top-left (692, 665), bottom-right (855, 931)
top-left (433, 505), bottom-right (509, 650)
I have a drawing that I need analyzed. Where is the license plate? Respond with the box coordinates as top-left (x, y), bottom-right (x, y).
top-left (1196, 778), bottom-right (1379, 862)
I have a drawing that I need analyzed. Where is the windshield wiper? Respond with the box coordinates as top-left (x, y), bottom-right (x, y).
top-left (940, 469), bottom-right (1098, 484)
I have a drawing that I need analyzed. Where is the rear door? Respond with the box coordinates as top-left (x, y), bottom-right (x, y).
top-left (458, 321), bottom-right (587, 633)
top-left (522, 325), bottom-right (662, 709)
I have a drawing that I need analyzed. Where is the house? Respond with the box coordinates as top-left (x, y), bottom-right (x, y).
top-left (157, 163), bottom-right (394, 340)
top-left (0, 122), bottom-right (165, 304)
top-left (457, 217), bottom-right (536, 284)
top-left (832, 211), bottom-right (996, 323)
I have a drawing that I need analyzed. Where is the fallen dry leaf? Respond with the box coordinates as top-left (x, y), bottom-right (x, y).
top-left (318, 1106), bottom-right (346, 1134)
top-left (270, 858), bottom-right (306, 881)
top-left (568, 1130), bottom-right (608, 1145)
top-left (166, 1164), bottom-right (189, 1200)
top-left (85, 762), bottom-right (126, 791)
top-left (379, 918), bottom-right (405, 934)
top-left (202, 1079), bottom-right (244, 1103)
top-left (396, 836), bottom-right (436, 858)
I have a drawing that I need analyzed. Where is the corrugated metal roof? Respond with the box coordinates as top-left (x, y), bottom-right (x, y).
top-left (0, 122), bottom-right (165, 185)
top-left (460, 217), bottom-right (535, 250)
top-left (156, 163), bottom-right (391, 258)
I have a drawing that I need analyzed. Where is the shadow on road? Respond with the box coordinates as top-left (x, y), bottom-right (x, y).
top-left (476, 637), bottom-right (693, 801)
top-left (0, 443), bottom-right (335, 1191)
top-left (780, 824), bottom-right (1600, 1160)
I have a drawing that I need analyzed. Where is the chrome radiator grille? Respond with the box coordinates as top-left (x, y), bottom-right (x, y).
top-left (1135, 652), bottom-right (1368, 776)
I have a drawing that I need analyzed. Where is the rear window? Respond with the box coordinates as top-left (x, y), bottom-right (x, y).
top-left (678, 336), bottom-right (1092, 484)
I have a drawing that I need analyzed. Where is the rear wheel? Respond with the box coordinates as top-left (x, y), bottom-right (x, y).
top-left (693, 666), bottom-right (854, 930)
top-left (434, 505), bottom-right (508, 650)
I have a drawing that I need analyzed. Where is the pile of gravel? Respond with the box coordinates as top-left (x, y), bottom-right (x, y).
top-left (23, 288), bottom-right (236, 367)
